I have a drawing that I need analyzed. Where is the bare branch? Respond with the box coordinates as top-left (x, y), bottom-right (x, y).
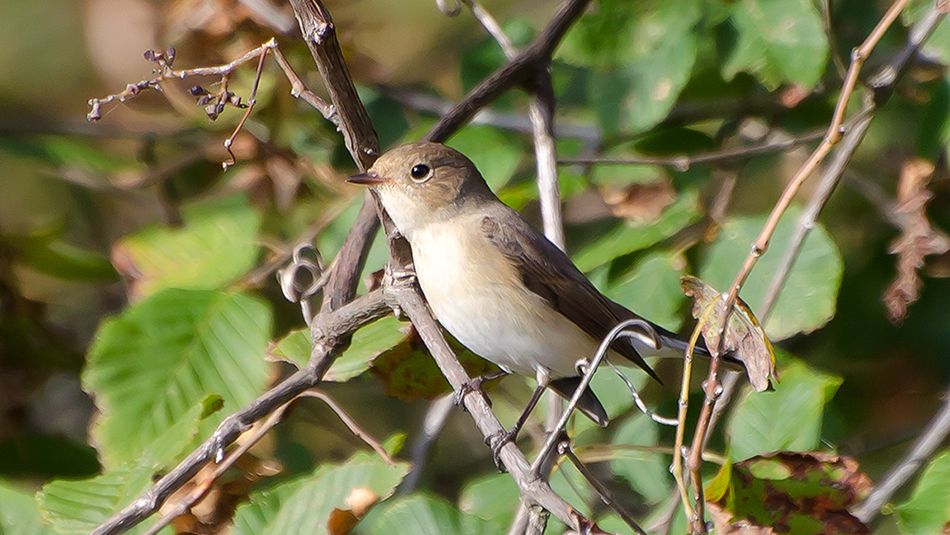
top-left (89, 290), bottom-right (392, 535)
top-left (391, 284), bottom-right (595, 531)
top-left (558, 129), bottom-right (826, 171)
top-left (853, 385), bottom-right (950, 522)
top-left (289, 0), bottom-right (379, 171)
top-left (424, 0), bottom-right (592, 143)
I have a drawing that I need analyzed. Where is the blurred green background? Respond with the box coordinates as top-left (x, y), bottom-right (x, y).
top-left (2, 0), bottom-right (950, 533)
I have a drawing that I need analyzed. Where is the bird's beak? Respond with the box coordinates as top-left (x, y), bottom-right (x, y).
top-left (346, 171), bottom-right (386, 186)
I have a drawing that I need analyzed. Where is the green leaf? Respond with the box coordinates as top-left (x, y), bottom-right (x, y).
top-left (38, 461), bottom-right (161, 535)
top-left (35, 401), bottom-right (211, 535)
top-left (607, 250), bottom-right (687, 331)
top-left (83, 289), bottom-right (271, 468)
top-left (263, 453), bottom-right (409, 535)
top-left (232, 480), bottom-right (303, 535)
top-left (723, 0), bottom-right (828, 90)
top-left (113, 194), bottom-right (261, 299)
top-left (698, 205), bottom-right (844, 341)
top-left (458, 473), bottom-right (519, 529)
top-left (443, 127), bottom-right (523, 190)
top-left (610, 413), bottom-right (671, 503)
top-left (572, 188), bottom-right (701, 272)
top-left (895, 449), bottom-right (950, 534)
top-left (620, 0), bottom-right (701, 133)
top-left (270, 315), bottom-right (405, 381)
top-left (360, 494), bottom-right (497, 535)
top-left (726, 359), bottom-right (842, 460)
top-left (0, 481), bottom-right (55, 535)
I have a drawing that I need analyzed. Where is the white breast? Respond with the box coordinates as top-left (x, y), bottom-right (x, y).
top-left (408, 217), bottom-right (598, 379)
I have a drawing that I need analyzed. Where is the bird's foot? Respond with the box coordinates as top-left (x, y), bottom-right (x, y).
top-left (486, 427), bottom-right (517, 471)
top-left (454, 370), bottom-right (508, 408)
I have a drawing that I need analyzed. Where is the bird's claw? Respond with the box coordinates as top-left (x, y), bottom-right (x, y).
top-left (454, 377), bottom-right (493, 408)
top-left (486, 428), bottom-right (516, 471)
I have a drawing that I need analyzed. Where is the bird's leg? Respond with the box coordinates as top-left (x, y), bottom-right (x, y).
top-left (486, 369), bottom-right (550, 469)
top-left (455, 369), bottom-right (509, 407)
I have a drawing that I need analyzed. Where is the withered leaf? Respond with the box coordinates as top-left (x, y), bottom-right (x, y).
top-left (681, 275), bottom-right (776, 391)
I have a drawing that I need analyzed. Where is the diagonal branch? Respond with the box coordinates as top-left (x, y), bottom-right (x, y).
top-left (424, 0), bottom-right (591, 143)
top-left (89, 290), bottom-right (392, 535)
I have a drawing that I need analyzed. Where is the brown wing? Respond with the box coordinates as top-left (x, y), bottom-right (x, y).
top-left (480, 212), bottom-right (662, 383)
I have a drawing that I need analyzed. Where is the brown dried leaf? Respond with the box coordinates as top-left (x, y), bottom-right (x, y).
top-left (883, 159), bottom-right (950, 323)
top-left (708, 452), bottom-right (872, 535)
top-left (681, 276), bottom-right (776, 391)
top-left (327, 487), bottom-right (379, 535)
top-left (602, 180), bottom-right (677, 222)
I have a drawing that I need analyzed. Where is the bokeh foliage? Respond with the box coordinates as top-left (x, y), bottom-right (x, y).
top-left (2, 0), bottom-right (950, 533)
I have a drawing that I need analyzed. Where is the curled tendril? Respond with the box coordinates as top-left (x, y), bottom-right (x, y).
top-left (436, 0), bottom-right (462, 17)
top-left (277, 243), bottom-right (330, 325)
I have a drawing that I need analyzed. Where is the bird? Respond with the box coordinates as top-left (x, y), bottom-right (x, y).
top-left (348, 142), bottom-right (701, 449)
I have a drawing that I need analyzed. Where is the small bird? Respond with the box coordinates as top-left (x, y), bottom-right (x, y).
top-left (348, 142), bottom-right (697, 443)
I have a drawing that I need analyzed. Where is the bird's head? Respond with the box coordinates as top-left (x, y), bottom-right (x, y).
top-left (347, 142), bottom-right (492, 236)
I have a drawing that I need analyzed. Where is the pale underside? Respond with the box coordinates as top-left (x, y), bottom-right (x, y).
top-left (409, 215), bottom-right (608, 379)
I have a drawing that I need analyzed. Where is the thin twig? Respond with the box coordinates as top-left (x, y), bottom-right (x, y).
top-left (853, 387), bottom-right (950, 522)
top-left (560, 441), bottom-right (647, 535)
top-left (760, 5), bottom-right (946, 320)
top-left (89, 290), bottom-right (392, 535)
top-left (558, 129), bottom-right (826, 171)
top-left (401, 394), bottom-right (456, 493)
top-left (424, 0), bottom-right (592, 143)
top-left (681, 2), bottom-right (913, 531)
top-left (759, 110), bottom-right (874, 319)
top-left (141, 400), bottom-right (295, 535)
top-left (301, 390), bottom-right (395, 464)
top-left (382, 86), bottom-right (601, 142)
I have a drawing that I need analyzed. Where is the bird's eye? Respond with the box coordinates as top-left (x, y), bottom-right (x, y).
top-left (410, 164), bottom-right (431, 181)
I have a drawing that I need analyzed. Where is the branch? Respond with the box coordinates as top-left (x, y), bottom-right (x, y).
top-left (289, 0), bottom-right (379, 171)
top-left (423, 0), bottom-right (591, 143)
top-left (680, 1), bottom-right (914, 530)
top-left (89, 290), bottom-right (392, 535)
top-left (558, 129), bottom-right (826, 172)
top-left (852, 384), bottom-right (950, 522)
top-left (759, 5), bottom-right (947, 320)
top-left (391, 284), bottom-right (595, 532)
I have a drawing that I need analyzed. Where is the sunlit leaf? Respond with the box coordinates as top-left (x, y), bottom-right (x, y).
top-left (0, 481), bottom-right (55, 535)
top-left (269, 315), bottom-right (405, 381)
top-left (458, 473), bottom-right (519, 529)
top-left (698, 205), bottom-right (843, 341)
top-left (894, 449), bottom-right (950, 534)
top-left (360, 493), bottom-right (496, 535)
top-left (261, 453), bottom-right (409, 535)
top-left (607, 250), bottom-right (687, 332)
top-left (112, 194), bottom-right (261, 300)
top-left (36, 400), bottom-right (213, 535)
top-left (83, 289), bottom-right (271, 468)
top-left (726, 359), bottom-right (842, 460)
top-left (723, 0), bottom-right (828, 89)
